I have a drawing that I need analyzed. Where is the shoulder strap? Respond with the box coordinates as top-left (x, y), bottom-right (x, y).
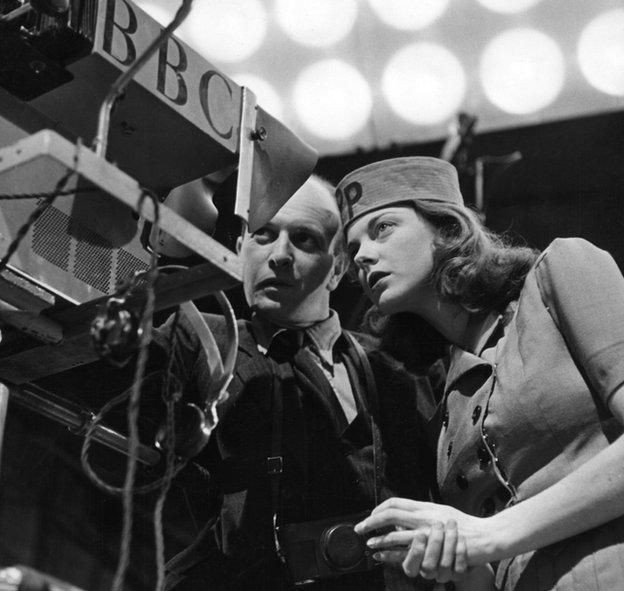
top-left (268, 370), bottom-right (287, 563)
top-left (342, 331), bottom-right (383, 505)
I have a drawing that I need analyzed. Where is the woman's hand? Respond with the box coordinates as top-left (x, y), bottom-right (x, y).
top-left (355, 498), bottom-right (496, 575)
top-left (371, 519), bottom-right (468, 582)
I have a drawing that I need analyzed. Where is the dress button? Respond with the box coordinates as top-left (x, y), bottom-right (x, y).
top-left (447, 441), bottom-right (453, 458)
top-left (443, 409), bottom-right (449, 428)
top-left (456, 472), bottom-right (469, 490)
top-left (477, 444), bottom-right (490, 469)
top-left (472, 406), bottom-right (482, 425)
top-left (481, 497), bottom-right (496, 517)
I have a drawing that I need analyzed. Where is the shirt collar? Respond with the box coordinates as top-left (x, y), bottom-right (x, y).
top-left (251, 310), bottom-right (343, 355)
top-left (305, 310), bottom-right (342, 352)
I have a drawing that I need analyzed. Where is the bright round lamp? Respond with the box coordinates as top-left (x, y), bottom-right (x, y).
top-left (382, 43), bottom-right (466, 125)
top-left (182, 0), bottom-right (267, 63)
top-left (578, 9), bottom-right (624, 96)
top-left (368, 0), bottom-right (450, 31)
top-left (293, 60), bottom-right (372, 140)
top-left (275, 0), bottom-right (358, 47)
top-left (476, 0), bottom-right (543, 14)
top-left (480, 28), bottom-right (565, 114)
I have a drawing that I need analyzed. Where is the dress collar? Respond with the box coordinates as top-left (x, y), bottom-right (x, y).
top-left (445, 302), bottom-right (517, 393)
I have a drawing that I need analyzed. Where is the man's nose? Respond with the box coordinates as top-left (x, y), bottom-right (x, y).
top-left (268, 233), bottom-right (294, 268)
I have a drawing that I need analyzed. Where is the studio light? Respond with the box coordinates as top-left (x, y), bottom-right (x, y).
top-left (232, 73), bottom-right (284, 120)
top-left (578, 9), bottom-right (624, 97)
top-left (293, 60), bottom-right (372, 140)
top-left (480, 28), bottom-right (565, 115)
top-left (368, 0), bottom-right (450, 31)
top-left (182, 0), bottom-right (268, 63)
top-left (132, 0), bottom-right (621, 151)
top-left (275, 0), bottom-right (358, 48)
top-left (476, 0), bottom-right (543, 14)
top-left (382, 43), bottom-right (466, 125)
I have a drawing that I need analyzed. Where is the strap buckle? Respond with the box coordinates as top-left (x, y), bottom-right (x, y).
top-left (267, 455), bottom-right (283, 475)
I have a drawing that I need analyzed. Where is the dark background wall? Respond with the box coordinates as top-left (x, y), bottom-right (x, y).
top-left (1, 108), bottom-right (623, 590)
top-left (0, 378), bottom-right (207, 591)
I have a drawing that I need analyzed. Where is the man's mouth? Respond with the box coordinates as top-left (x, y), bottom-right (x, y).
top-left (256, 278), bottom-right (293, 290)
top-left (367, 271), bottom-right (389, 291)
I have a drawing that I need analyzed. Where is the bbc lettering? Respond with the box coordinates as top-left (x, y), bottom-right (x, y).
top-left (101, 0), bottom-right (236, 142)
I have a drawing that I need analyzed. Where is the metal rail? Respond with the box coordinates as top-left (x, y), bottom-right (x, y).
top-left (6, 383), bottom-right (161, 466)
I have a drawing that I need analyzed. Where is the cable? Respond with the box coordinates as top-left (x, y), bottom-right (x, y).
top-left (110, 189), bottom-right (160, 591)
top-left (153, 307), bottom-right (181, 591)
top-left (79, 373), bottom-right (188, 495)
top-left (0, 187), bottom-right (97, 200)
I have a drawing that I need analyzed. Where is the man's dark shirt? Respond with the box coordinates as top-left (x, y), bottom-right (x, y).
top-left (153, 311), bottom-right (438, 591)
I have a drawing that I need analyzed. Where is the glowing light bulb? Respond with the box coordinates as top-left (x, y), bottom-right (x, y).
top-left (368, 0), bottom-right (450, 30)
top-left (578, 9), bottom-right (624, 96)
top-left (275, 0), bottom-right (358, 47)
top-left (382, 43), bottom-right (466, 125)
top-left (181, 0), bottom-right (267, 63)
top-left (293, 60), bottom-right (372, 140)
top-left (480, 28), bottom-right (565, 114)
top-left (476, 0), bottom-right (543, 14)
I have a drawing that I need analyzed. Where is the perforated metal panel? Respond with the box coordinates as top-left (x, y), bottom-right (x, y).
top-left (116, 249), bottom-right (149, 289)
top-left (71, 219), bottom-right (113, 294)
top-left (31, 204), bottom-right (71, 271)
top-left (17, 201), bottom-right (151, 302)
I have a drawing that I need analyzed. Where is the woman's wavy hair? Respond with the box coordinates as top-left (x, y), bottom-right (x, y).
top-left (360, 200), bottom-right (539, 367)
top-left (413, 199), bottom-right (539, 313)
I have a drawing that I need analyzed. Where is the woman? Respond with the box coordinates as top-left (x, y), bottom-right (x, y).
top-left (336, 156), bottom-right (624, 590)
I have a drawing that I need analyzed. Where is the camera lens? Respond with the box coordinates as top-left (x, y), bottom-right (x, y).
top-left (321, 523), bottom-right (366, 570)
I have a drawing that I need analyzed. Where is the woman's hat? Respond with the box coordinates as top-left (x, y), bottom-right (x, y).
top-left (335, 156), bottom-right (464, 230)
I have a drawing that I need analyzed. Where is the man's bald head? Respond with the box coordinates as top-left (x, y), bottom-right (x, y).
top-left (237, 176), bottom-right (347, 327)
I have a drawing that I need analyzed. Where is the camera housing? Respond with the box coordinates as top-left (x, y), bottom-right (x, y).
top-left (277, 511), bottom-right (378, 585)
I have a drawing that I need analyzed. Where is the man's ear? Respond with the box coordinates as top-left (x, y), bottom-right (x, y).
top-left (327, 251), bottom-right (348, 292)
top-left (235, 235), bottom-right (243, 254)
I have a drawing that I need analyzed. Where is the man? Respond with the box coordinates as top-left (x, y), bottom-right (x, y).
top-left (158, 176), bottom-right (438, 590)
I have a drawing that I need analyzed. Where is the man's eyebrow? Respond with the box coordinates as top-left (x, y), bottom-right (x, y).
top-left (291, 221), bottom-right (327, 236)
top-left (293, 221), bottom-right (322, 230)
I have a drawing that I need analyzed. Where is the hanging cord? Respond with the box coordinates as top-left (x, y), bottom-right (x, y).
top-left (154, 308), bottom-right (181, 591)
top-left (82, 261), bottom-right (237, 588)
top-left (0, 167), bottom-right (79, 274)
top-left (83, 268), bottom-right (199, 495)
top-left (110, 188), bottom-right (160, 591)
top-left (80, 372), bottom-right (189, 495)
top-left (0, 188), bottom-right (97, 200)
